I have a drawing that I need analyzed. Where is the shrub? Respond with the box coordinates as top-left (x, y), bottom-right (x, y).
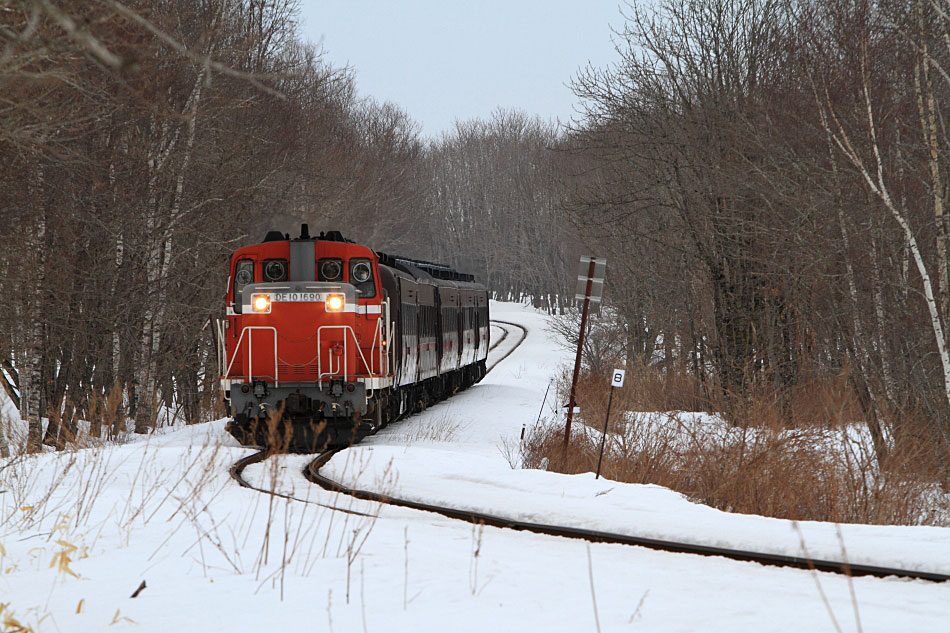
top-left (524, 368), bottom-right (949, 525)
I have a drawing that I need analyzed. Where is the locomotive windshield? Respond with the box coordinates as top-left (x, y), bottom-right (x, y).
top-left (350, 258), bottom-right (376, 297)
top-left (233, 259), bottom-right (253, 313)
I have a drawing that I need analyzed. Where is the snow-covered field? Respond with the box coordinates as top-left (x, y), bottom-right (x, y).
top-left (2, 301), bottom-right (948, 632)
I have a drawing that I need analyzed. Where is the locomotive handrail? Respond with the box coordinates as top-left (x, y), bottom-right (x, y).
top-left (382, 298), bottom-right (391, 376)
top-left (215, 318), bottom-right (227, 379)
top-left (224, 326), bottom-right (279, 386)
top-left (224, 313), bottom-right (390, 386)
top-left (368, 313), bottom-right (383, 378)
top-left (317, 322), bottom-right (382, 382)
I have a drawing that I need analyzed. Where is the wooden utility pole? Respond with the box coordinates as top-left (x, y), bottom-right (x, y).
top-left (563, 256), bottom-right (606, 449)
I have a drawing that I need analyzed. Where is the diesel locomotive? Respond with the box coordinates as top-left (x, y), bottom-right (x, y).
top-left (217, 225), bottom-right (489, 450)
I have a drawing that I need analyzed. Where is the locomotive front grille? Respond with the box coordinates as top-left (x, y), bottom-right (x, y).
top-left (278, 362), bottom-right (317, 379)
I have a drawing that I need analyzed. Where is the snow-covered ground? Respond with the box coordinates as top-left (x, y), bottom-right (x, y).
top-left (2, 301), bottom-right (949, 632)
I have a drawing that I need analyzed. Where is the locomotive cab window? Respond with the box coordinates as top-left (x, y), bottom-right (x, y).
top-left (263, 259), bottom-right (288, 282)
top-left (233, 259), bottom-right (254, 314)
top-left (318, 258), bottom-right (343, 282)
top-left (349, 258), bottom-right (376, 298)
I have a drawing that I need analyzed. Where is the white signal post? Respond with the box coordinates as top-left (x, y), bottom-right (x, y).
top-left (596, 367), bottom-right (625, 479)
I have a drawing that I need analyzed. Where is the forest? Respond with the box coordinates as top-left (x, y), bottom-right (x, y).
top-left (2, 0), bottom-right (950, 479)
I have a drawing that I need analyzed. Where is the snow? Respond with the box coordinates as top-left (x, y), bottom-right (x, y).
top-left (2, 300), bottom-right (949, 631)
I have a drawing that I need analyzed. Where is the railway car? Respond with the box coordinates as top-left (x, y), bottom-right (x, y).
top-left (217, 225), bottom-right (489, 450)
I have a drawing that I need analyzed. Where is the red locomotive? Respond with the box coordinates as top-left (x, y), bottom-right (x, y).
top-left (217, 225), bottom-right (489, 450)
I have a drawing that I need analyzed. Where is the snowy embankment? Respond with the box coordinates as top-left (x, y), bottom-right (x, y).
top-left (258, 301), bottom-right (950, 576)
top-left (1, 301), bottom-right (948, 632)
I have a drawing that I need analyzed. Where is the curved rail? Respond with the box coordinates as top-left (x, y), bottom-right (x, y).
top-left (230, 449), bottom-right (374, 517)
top-left (486, 319), bottom-right (527, 372)
top-left (488, 322), bottom-right (510, 351)
top-left (228, 319), bottom-right (528, 508)
top-left (300, 319), bottom-right (950, 583)
top-left (303, 450), bottom-right (950, 583)
top-left (231, 317), bottom-right (949, 583)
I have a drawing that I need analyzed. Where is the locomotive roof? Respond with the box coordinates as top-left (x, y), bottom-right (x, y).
top-left (376, 251), bottom-right (476, 283)
top-left (254, 224), bottom-right (480, 284)
top-left (262, 226), bottom-right (352, 243)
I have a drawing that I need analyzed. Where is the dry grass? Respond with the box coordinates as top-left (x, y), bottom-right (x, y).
top-left (398, 412), bottom-right (462, 444)
top-left (525, 368), bottom-right (949, 526)
top-left (564, 363), bottom-right (866, 429)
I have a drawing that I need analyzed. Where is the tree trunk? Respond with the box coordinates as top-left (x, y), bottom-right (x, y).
top-left (22, 170), bottom-right (47, 453)
top-left (914, 3), bottom-right (950, 328)
top-left (134, 68), bottom-right (206, 433)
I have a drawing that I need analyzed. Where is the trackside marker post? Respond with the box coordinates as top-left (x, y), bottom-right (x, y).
top-left (526, 378), bottom-right (553, 445)
top-left (563, 256), bottom-right (606, 451)
top-left (596, 369), bottom-right (625, 479)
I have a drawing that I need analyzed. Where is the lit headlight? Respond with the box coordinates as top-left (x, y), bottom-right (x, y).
top-left (251, 294), bottom-right (271, 313)
top-left (326, 294), bottom-right (344, 311)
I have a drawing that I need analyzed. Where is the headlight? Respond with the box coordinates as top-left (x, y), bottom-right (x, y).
top-left (326, 294), bottom-right (344, 311)
top-left (251, 294), bottom-right (271, 313)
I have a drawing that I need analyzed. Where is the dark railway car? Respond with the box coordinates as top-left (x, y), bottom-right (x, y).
top-left (219, 225), bottom-right (489, 450)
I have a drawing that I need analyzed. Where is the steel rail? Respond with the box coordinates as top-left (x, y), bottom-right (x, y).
top-left (301, 317), bottom-right (950, 584)
top-left (228, 319), bottom-right (526, 510)
top-left (229, 449), bottom-right (374, 517)
top-left (303, 450), bottom-right (950, 583)
top-left (231, 318), bottom-right (950, 584)
top-left (486, 319), bottom-right (527, 371)
top-left (488, 322), bottom-right (510, 351)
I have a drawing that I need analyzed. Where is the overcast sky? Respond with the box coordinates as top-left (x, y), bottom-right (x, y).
top-left (298, 1), bottom-right (624, 138)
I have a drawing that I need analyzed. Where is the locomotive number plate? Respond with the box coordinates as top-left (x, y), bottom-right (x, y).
top-left (272, 292), bottom-right (322, 302)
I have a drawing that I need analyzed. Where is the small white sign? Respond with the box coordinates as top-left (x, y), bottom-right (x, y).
top-left (611, 369), bottom-right (626, 388)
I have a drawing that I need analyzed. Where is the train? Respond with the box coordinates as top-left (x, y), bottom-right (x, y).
top-left (217, 224), bottom-right (490, 451)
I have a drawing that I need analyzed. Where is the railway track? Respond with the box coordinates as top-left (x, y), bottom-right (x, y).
top-left (304, 451), bottom-right (950, 583)
top-left (232, 318), bottom-right (950, 584)
top-left (486, 319), bottom-right (527, 370)
top-left (488, 321), bottom-right (510, 350)
top-left (231, 319), bottom-right (525, 503)
top-left (229, 450), bottom-right (375, 517)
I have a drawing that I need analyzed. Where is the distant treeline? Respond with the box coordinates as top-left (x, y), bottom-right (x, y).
top-left (3, 0), bottom-right (950, 473)
top-left (0, 0), bottom-right (575, 452)
top-left (565, 0), bottom-right (950, 470)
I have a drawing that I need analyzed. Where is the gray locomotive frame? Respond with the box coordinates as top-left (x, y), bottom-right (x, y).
top-left (229, 379), bottom-right (368, 426)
